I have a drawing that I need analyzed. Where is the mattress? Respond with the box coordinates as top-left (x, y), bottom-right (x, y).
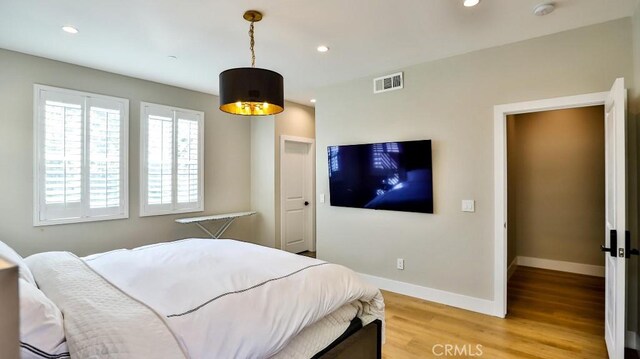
top-left (26, 238), bottom-right (385, 358)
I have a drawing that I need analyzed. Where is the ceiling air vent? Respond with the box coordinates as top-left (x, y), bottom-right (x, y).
top-left (373, 72), bottom-right (403, 94)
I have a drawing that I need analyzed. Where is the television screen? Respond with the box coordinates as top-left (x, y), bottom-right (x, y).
top-left (327, 140), bottom-right (433, 214)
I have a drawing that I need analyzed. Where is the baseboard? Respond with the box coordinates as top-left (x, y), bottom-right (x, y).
top-left (358, 273), bottom-right (496, 317)
top-left (507, 258), bottom-right (518, 281)
top-left (627, 330), bottom-right (640, 350)
top-left (517, 256), bottom-right (604, 277)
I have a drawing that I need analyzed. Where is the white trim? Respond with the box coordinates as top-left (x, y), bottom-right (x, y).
top-left (359, 273), bottom-right (495, 316)
top-left (280, 135), bottom-right (315, 144)
top-left (33, 84), bottom-right (130, 103)
top-left (139, 207), bottom-right (205, 217)
top-left (507, 257), bottom-right (518, 281)
top-left (33, 84), bottom-right (129, 226)
top-left (517, 256), bottom-right (605, 277)
top-left (32, 214), bottom-right (129, 227)
top-left (626, 331), bottom-right (639, 350)
top-left (279, 135), bottom-right (316, 252)
top-left (493, 91), bottom-right (608, 317)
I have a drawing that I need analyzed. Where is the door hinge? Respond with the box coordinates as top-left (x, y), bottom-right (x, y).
top-left (619, 248), bottom-right (625, 257)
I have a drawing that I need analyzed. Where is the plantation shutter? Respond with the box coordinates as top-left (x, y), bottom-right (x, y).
top-left (87, 97), bottom-right (126, 216)
top-left (145, 106), bottom-right (174, 212)
top-left (35, 86), bottom-right (128, 225)
top-left (39, 90), bottom-right (84, 221)
top-left (175, 111), bottom-right (200, 208)
top-left (141, 103), bottom-right (203, 216)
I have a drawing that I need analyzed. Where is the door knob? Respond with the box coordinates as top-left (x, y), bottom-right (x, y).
top-left (601, 230), bottom-right (617, 257)
top-left (625, 230), bottom-right (639, 258)
top-left (304, 201), bottom-right (309, 206)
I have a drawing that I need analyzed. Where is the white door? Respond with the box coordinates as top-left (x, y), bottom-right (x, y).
top-left (281, 138), bottom-right (314, 253)
top-left (603, 78), bottom-right (627, 359)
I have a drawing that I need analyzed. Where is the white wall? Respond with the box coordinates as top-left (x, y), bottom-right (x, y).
top-left (634, 3), bottom-right (640, 117)
top-left (0, 48), bottom-right (253, 257)
top-left (315, 19), bottom-right (634, 303)
top-left (631, 2), bottom-right (640, 346)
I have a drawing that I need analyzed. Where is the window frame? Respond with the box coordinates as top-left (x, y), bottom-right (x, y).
top-left (33, 84), bottom-right (130, 226)
top-left (139, 102), bottom-right (204, 217)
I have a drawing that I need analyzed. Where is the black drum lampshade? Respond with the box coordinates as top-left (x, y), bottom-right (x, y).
top-left (219, 67), bottom-right (284, 116)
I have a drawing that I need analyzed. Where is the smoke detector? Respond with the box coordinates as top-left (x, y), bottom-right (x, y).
top-left (533, 3), bottom-right (555, 16)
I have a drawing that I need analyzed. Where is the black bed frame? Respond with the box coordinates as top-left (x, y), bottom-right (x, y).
top-left (314, 319), bottom-right (382, 359)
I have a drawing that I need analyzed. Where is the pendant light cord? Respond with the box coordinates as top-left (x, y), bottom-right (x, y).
top-left (249, 21), bottom-right (256, 67)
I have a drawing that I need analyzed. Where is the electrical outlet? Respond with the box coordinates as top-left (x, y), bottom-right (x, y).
top-left (396, 258), bottom-right (404, 270)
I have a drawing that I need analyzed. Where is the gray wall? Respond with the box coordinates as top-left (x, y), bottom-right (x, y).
top-left (0, 49), bottom-right (253, 257)
top-left (315, 19), bottom-right (633, 301)
top-left (250, 116), bottom-right (276, 248)
top-left (274, 103), bottom-right (316, 249)
top-left (506, 115), bottom-right (518, 267)
top-left (508, 107), bottom-right (605, 266)
top-left (249, 102), bottom-right (316, 251)
top-left (0, 258), bottom-right (19, 359)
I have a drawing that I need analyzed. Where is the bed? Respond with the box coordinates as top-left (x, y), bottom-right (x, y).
top-left (5, 238), bottom-right (384, 359)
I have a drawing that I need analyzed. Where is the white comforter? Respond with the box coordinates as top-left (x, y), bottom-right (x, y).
top-left (29, 239), bottom-right (384, 358)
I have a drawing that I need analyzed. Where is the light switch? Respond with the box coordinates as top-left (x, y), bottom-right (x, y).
top-left (320, 193), bottom-right (325, 203)
top-left (462, 200), bottom-right (475, 213)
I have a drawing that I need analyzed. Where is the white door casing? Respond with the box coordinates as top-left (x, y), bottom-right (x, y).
top-left (493, 78), bottom-right (627, 357)
top-left (603, 78), bottom-right (627, 359)
top-left (493, 90), bottom-right (611, 318)
top-left (280, 136), bottom-right (315, 253)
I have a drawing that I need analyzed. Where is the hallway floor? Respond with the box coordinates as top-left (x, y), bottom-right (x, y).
top-left (382, 266), bottom-right (611, 358)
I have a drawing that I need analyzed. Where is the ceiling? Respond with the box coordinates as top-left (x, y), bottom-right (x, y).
top-left (0, 0), bottom-right (637, 106)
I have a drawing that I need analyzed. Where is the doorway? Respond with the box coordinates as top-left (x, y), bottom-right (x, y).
top-left (506, 106), bottom-right (605, 277)
top-left (280, 136), bottom-right (315, 254)
top-left (506, 106), bottom-right (607, 357)
top-left (493, 79), bottom-right (629, 358)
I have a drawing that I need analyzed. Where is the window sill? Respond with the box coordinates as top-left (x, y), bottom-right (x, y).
top-left (139, 206), bottom-right (204, 218)
top-left (33, 213), bottom-right (129, 227)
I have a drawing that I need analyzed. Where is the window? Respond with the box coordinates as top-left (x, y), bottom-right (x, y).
top-left (328, 146), bottom-right (340, 176)
top-left (140, 102), bottom-right (204, 216)
top-left (33, 85), bottom-right (129, 226)
top-left (372, 142), bottom-right (399, 170)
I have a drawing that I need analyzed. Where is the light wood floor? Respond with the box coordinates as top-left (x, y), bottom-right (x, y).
top-left (382, 266), bottom-right (609, 358)
top-left (299, 251), bottom-right (316, 258)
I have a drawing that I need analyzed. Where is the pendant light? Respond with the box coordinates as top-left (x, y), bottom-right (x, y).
top-left (219, 10), bottom-right (284, 116)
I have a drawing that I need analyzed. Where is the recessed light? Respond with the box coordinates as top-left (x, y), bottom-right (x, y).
top-left (317, 45), bottom-right (329, 53)
top-left (463, 0), bottom-right (480, 7)
top-left (533, 3), bottom-right (555, 16)
top-left (168, 55), bottom-right (178, 60)
top-left (310, 99), bottom-right (317, 103)
top-left (62, 26), bottom-right (78, 34)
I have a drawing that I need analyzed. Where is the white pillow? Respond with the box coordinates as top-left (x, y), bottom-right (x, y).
top-left (0, 241), bottom-right (36, 285)
top-left (18, 279), bottom-right (69, 359)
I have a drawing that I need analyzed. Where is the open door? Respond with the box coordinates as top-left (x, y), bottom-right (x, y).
top-left (602, 78), bottom-right (627, 359)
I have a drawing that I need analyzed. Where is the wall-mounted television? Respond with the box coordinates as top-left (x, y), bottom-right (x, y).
top-left (327, 140), bottom-right (433, 214)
